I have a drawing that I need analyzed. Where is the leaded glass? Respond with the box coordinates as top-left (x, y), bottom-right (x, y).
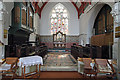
top-left (51, 3), bottom-right (68, 34)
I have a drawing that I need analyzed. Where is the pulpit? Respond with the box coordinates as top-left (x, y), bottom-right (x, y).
top-left (53, 31), bottom-right (66, 48)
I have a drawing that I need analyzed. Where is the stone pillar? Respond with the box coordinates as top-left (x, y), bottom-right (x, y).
top-left (0, 1), bottom-right (5, 59)
top-left (111, 2), bottom-right (120, 79)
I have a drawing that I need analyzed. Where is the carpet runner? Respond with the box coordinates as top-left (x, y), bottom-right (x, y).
top-left (41, 52), bottom-right (77, 71)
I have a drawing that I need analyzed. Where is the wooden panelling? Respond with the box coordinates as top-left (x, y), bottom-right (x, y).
top-left (91, 36), bottom-right (95, 46)
top-left (22, 9), bottom-right (26, 25)
top-left (91, 34), bottom-right (105, 46)
top-left (5, 45), bottom-right (47, 58)
top-left (99, 34), bottom-right (105, 46)
top-left (91, 33), bottom-right (113, 46)
top-left (15, 6), bottom-right (20, 23)
top-left (94, 5), bottom-right (113, 35)
top-left (30, 16), bottom-right (33, 28)
top-left (71, 45), bottom-right (91, 59)
top-left (104, 33), bottom-right (113, 45)
top-left (28, 8), bottom-right (30, 26)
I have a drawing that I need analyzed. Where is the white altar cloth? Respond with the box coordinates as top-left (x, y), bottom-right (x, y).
top-left (18, 55), bottom-right (43, 67)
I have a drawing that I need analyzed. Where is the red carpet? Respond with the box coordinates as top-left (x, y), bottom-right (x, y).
top-left (39, 71), bottom-right (114, 80)
top-left (2, 71), bottom-right (114, 80)
top-left (40, 71), bottom-right (82, 78)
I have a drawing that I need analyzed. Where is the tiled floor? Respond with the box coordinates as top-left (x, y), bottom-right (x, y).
top-left (41, 52), bottom-right (77, 71)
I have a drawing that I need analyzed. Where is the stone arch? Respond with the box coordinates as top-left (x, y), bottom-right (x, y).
top-left (86, 3), bottom-right (113, 44)
top-left (40, 2), bottom-right (79, 35)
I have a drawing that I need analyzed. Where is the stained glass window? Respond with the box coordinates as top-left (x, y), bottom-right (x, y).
top-left (50, 3), bottom-right (68, 34)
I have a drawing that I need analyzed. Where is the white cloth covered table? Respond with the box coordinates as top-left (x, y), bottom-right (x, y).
top-left (18, 55), bottom-right (43, 67)
top-left (17, 55), bottom-right (43, 77)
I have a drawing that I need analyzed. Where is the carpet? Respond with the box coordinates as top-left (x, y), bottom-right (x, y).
top-left (41, 52), bottom-right (77, 71)
top-left (4, 71), bottom-right (114, 80)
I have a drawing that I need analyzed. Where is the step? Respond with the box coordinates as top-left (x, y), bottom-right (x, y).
top-left (41, 66), bottom-right (77, 71)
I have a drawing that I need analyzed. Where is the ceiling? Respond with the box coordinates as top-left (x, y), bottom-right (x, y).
top-left (32, 0), bottom-right (91, 19)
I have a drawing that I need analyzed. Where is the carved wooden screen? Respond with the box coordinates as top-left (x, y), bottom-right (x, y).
top-left (53, 31), bottom-right (66, 48)
top-left (94, 4), bottom-right (113, 35)
top-left (92, 4), bottom-right (113, 46)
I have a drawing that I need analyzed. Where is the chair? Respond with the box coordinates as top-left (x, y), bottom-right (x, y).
top-left (82, 58), bottom-right (97, 78)
top-left (0, 57), bottom-right (18, 78)
top-left (83, 58), bottom-right (92, 69)
top-left (94, 59), bottom-right (116, 77)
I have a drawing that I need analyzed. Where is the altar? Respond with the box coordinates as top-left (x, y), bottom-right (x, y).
top-left (53, 31), bottom-right (66, 48)
top-left (53, 42), bottom-right (66, 48)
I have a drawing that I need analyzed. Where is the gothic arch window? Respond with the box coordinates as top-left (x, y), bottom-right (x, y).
top-left (50, 3), bottom-right (68, 34)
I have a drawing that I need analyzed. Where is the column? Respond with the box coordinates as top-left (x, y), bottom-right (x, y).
top-left (0, 1), bottom-right (5, 59)
top-left (0, 1), bottom-right (4, 79)
top-left (111, 2), bottom-right (120, 79)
